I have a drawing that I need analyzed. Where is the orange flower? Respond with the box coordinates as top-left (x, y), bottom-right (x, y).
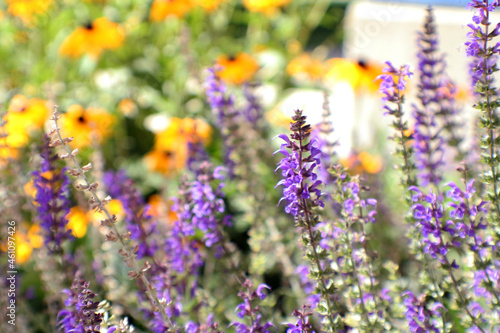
top-left (243, 0), bottom-right (290, 14)
top-left (287, 54), bottom-right (326, 81)
top-left (150, 0), bottom-right (196, 21)
top-left (59, 104), bottom-right (116, 148)
top-left (117, 98), bottom-right (138, 117)
top-left (145, 118), bottom-right (211, 175)
top-left (146, 195), bottom-right (178, 223)
top-left (7, 0), bottom-right (52, 25)
top-left (59, 17), bottom-right (124, 58)
top-left (216, 53), bottom-right (259, 85)
top-left (340, 151), bottom-right (383, 175)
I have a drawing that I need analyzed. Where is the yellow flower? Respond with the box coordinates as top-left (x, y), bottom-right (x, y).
top-left (4, 95), bottom-right (49, 148)
top-left (243, 0), bottom-right (290, 14)
top-left (216, 53), bottom-right (259, 85)
top-left (88, 199), bottom-right (125, 226)
top-left (59, 104), bottom-right (116, 148)
top-left (287, 54), bottom-right (326, 81)
top-left (150, 0), bottom-right (196, 21)
top-left (145, 118), bottom-right (211, 175)
top-left (7, 0), bottom-right (52, 25)
top-left (28, 224), bottom-right (43, 248)
top-left (67, 207), bottom-right (90, 238)
top-left (15, 233), bottom-right (33, 264)
top-left (59, 17), bottom-right (125, 59)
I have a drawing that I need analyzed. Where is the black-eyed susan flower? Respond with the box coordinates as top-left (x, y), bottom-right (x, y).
top-left (4, 94), bottom-right (49, 148)
top-left (287, 54), bottom-right (326, 81)
top-left (325, 58), bottom-right (384, 93)
top-left (149, 0), bottom-right (196, 21)
top-left (7, 0), bottom-right (52, 25)
top-left (216, 53), bottom-right (259, 85)
top-left (59, 104), bottom-right (116, 148)
top-left (243, 0), bottom-right (291, 14)
top-left (59, 17), bottom-right (124, 59)
top-left (145, 118), bottom-right (211, 175)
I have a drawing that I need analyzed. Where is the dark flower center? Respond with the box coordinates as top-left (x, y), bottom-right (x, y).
top-left (228, 55), bottom-right (236, 62)
top-left (163, 151), bottom-right (174, 157)
top-left (357, 59), bottom-right (368, 70)
top-left (84, 22), bottom-right (94, 30)
top-left (77, 116), bottom-right (86, 123)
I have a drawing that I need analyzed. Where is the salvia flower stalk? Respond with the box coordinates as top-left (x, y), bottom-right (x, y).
top-left (229, 279), bottom-right (273, 333)
top-left (466, 0), bottom-right (500, 232)
top-left (378, 61), bottom-right (416, 188)
top-left (58, 272), bottom-right (115, 333)
top-left (275, 109), bottom-right (344, 331)
top-left (413, 6), bottom-right (447, 188)
top-left (33, 134), bottom-right (74, 255)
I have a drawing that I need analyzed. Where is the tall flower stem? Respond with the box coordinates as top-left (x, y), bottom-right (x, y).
top-left (49, 110), bottom-right (177, 332)
top-left (276, 110), bottom-right (344, 331)
top-left (466, 0), bottom-right (500, 232)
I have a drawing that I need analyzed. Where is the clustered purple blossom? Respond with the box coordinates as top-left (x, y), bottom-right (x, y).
top-left (103, 170), bottom-right (158, 259)
top-left (275, 109), bottom-right (324, 216)
top-left (465, 0), bottom-right (500, 87)
top-left (378, 61), bottom-right (413, 106)
top-left (285, 305), bottom-right (315, 333)
top-left (229, 279), bottom-right (273, 333)
top-left (58, 272), bottom-right (115, 333)
top-left (409, 187), bottom-right (459, 265)
top-left (150, 162), bottom-right (231, 332)
top-left (32, 134), bottom-right (73, 254)
top-left (402, 291), bottom-right (443, 333)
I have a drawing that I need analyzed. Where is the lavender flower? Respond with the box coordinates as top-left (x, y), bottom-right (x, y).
top-left (32, 134), bottom-right (73, 254)
top-left (58, 272), bottom-right (115, 333)
top-left (229, 279), bottom-right (273, 333)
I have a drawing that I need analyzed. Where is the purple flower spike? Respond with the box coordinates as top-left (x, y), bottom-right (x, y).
top-left (229, 279), bottom-right (274, 333)
top-left (275, 110), bottom-right (324, 217)
top-left (32, 135), bottom-right (74, 255)
top-left (58, 272), bottom-right (112, 333)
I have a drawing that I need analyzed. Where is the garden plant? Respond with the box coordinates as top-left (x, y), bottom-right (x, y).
top-left (1, 0), bottom-right (500, 332)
